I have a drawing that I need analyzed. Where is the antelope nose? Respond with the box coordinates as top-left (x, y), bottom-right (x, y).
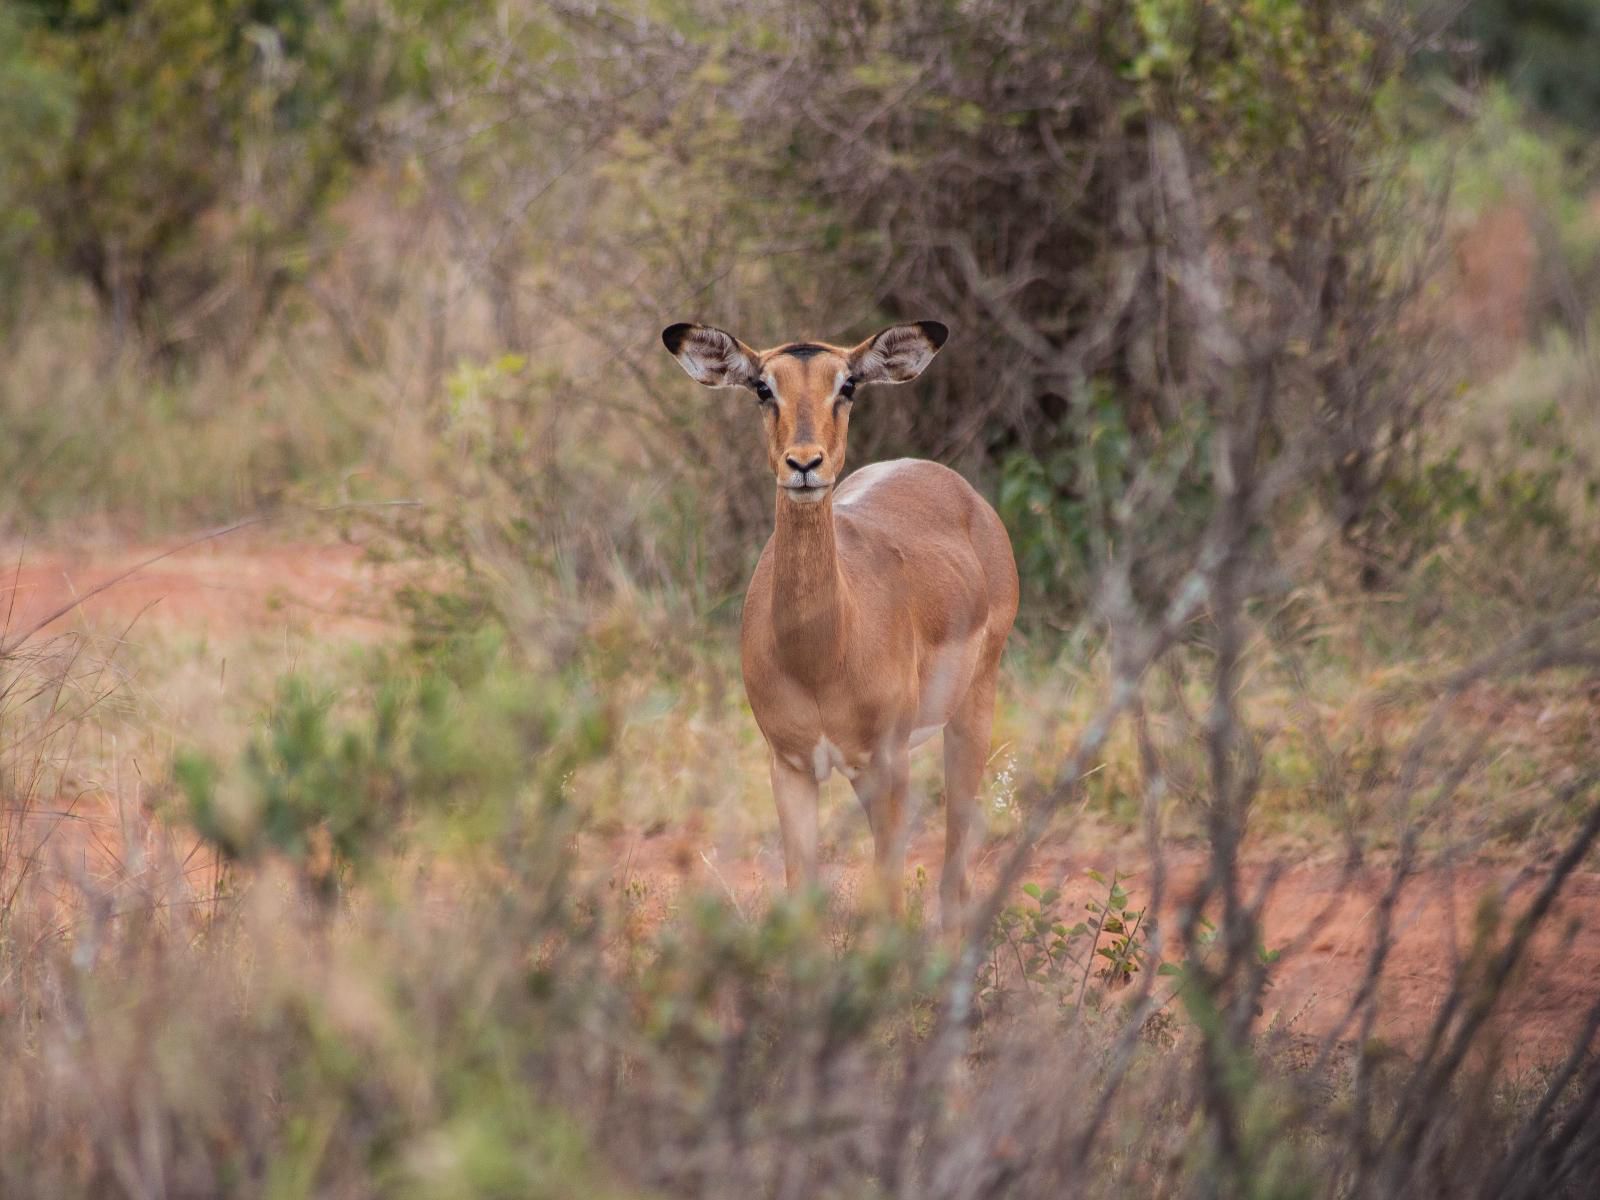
top-left (785, 451), bottom-right (825, 473)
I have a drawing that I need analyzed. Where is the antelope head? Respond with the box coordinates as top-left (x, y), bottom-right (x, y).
top-left (661, 321), bottom-right (949, 504)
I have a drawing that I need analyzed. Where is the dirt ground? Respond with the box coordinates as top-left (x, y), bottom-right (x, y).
top-left (6, 533), bottom-right (1599, 1066)
top-left (1, 534), bottom-right (398, 645)
top-left (595, 824), bottom-right (1600, 1068)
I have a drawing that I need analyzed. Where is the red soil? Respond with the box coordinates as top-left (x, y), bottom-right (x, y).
top-left (597, 825), bottom-right (1600, 1066)
top-left (1447, 201), bottom-right (1538, 372)
top-left (5, 533), bottom-right (1598, 1065)
top-left (0, 535), bottom-right (398, 644)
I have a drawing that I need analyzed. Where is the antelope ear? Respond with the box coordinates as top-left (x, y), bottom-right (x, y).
top-left (661, 323), bottom-right (760, 387)
top-left (848, 321), bottom-right (948, 384)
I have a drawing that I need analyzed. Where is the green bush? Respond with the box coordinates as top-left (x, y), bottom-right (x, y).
top-left (176, 644), bottom-right (612, 900)
top-left (0, 6), bottom-right (73, 327)
top-left (3, 0), bottom-right (424, 351)
top-left (1459, 0), bottom-right (1600, 131)
top-left (397, 0), bottom-right (1442, 609)
top-left (998, 383), bottom-right (1214, 614)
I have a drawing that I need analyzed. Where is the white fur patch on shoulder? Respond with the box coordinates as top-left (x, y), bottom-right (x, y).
top-left (835, 459), bottom-right (912, 507)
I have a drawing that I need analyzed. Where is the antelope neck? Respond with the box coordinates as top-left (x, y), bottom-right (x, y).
top-left (771, 486), bottom-right (853, 686)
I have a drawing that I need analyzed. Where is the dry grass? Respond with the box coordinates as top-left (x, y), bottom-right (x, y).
top-left (4, 594), bottom-right (1600, 1198)
top-left (1, 23), bottom-right (1598, 1193)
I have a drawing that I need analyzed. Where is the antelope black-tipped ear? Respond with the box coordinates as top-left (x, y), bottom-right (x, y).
top-left (662, 323), bottom-right (693, 355)
top-left (661, 322), bottom-right (759, 387)
top-left (848, 321), bottom-right (949, 384)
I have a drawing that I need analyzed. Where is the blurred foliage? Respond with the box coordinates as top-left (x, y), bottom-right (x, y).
top-left (1458, 0), bottom-right (1600, 131)
top-left (384, 347), bottom-right (733, 663)
top-left (1, 0), bottom-right (431, 352)
top-left (0, 305), bottom-right (391, 535)
top-left (998, 383), bottom-right (1215, 612)
top-left (1408, 84), bottom-right (1600, 346)
top-left (176, 641), bottom-right (612, 899)
top-left (359, 0), bottom-right (1449, 619)
top-left (1381, 455), bottom-right (1572, 568)
top-left (0, 6), bottom-right (74, 328)
top-left (1411, 87), bottom-right (1581, 219)
top-left (0, 0), bottom-right (1591, 623)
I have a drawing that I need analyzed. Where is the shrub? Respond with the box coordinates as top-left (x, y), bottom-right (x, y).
top-left (1457, 0), bottom-right (1600, 131)
top-left (175, 645), bottom-right (612, 901)
top-left (390, 0), bottom-right (1448, 609)
top-left (4, 0), bottom-right (423, 353)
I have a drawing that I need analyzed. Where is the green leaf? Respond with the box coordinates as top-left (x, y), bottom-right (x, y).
top-left (1022, 882), bottom-right (1042, 900)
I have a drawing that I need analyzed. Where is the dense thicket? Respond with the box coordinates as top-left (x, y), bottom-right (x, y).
top-left (378, 0), bottom-right (1453, 611)
top-left (1456, 0), bottom-right (1600, 130)
top-left (0, 0), bottom-right (1583, 606)
top-left (0, 0), bottom-right (424, 351)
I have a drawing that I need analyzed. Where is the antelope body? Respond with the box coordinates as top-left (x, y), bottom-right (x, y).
top-left (662, 320), bottom-right (1018, 927)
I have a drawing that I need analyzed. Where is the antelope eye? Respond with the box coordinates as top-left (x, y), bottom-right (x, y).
top-left (753, 380), bottom-right (773, 403)
top-left (838, 377), bottom-right (856, 400)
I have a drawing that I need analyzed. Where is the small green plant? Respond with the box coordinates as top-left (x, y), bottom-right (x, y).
top-left (982, 867), bottom-right (1154, 1018)
top-left (1083, 868), bottom-right (1149, 990)
top-left (987, 879), bottom-right (1070, 999)
top-left (985, 870), bottom-right (1284, 1029)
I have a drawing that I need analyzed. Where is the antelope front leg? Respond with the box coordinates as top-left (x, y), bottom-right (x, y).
top-left (852, 745), bottom-right (911, 915)
top-left (769, 753), bottom-right (820, 892)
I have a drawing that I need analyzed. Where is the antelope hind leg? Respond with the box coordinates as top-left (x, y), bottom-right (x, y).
top-left (941, 668), bottom-right (997, 933)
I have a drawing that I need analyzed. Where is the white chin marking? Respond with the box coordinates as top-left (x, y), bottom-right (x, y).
top-left (783, 487), bottom-right (829, 505)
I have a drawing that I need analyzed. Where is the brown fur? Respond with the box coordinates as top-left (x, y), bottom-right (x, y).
top-left (663, 322), bottom-right (1019, 927)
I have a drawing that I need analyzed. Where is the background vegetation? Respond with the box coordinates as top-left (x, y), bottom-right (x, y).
top-left (2, 0), bottom-right (1600, 1196)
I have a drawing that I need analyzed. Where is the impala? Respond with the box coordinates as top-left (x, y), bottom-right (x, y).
top-left (662, 319), bottom-right (1018, 928)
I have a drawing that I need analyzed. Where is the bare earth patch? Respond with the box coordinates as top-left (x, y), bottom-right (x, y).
top-left (595, 825), bottom-right (1600, 1065)
top-left (6, 534), bottom-right (1598, 1066)
top-left (0, 535), bottom-right (399, 643)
